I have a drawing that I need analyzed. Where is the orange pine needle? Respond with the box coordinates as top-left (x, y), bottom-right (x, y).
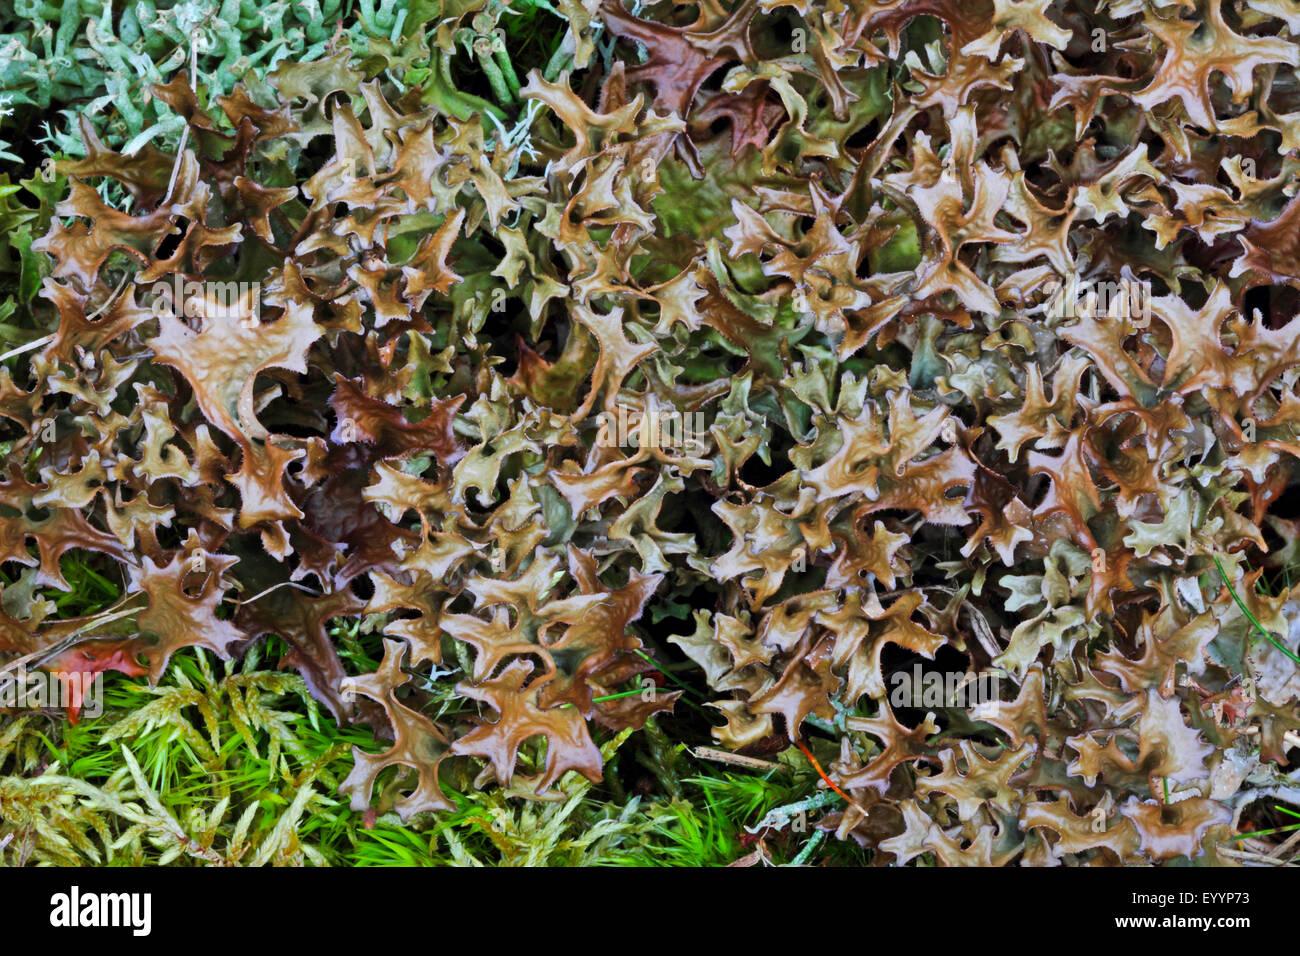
top-left (794, 737), bottom-right (869, 819)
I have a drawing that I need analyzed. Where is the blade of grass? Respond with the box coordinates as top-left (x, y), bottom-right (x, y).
top-left (1214, 555), bottom-right (1300, 666)
top-left (1231, 822), bottom-right (1300, 841)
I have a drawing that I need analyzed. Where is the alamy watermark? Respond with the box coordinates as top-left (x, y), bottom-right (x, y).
top-left (49, 886), bottom-right (151, 936)
top-left (889, 664), bottom-right (1002, 711)
top-left (1043, 275), bottom-right (1151, 327)
top-left (0, 666), bottom-right (103, 719)
top-left (149, 275), bottom-right (261, 327)
top-left (596, 403), bottom-right (707, 455)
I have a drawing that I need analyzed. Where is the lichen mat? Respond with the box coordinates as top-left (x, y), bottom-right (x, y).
top-left (1, 0), bottom-right (1299, 867)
